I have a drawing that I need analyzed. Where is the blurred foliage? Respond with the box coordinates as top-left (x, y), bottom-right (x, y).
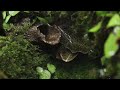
top-left (90, 11), bottom-right (120, 78)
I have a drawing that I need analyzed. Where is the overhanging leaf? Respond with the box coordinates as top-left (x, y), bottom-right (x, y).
top-left (5, 15), bottom-right (11, 23)
top-left (107, 14), bottom-right (120, 28)
top-left (9, 11), bottom-right (20, 16)
top-left (104, 32), bottom-right (119, 58)
top-left (89, 21), bottom-right (102, 33)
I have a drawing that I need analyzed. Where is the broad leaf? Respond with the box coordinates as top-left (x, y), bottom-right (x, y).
top-left (107, 14), bottom-right (120, 28)
top-left (104, 32), bottom-right (119, 58)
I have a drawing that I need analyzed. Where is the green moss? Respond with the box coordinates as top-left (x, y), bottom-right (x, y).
top-left (0, 19), bottom-right (51, 78)
top-left (48, 56), bottom-right (100, 79)
top-left (0, 35), bottom-right (51, 79)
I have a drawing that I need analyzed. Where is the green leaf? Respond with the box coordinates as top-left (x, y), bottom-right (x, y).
top-left (101, 56), bottom-right (106, 65)
top-left (9, 11), bottom-right (20, 16)
top-left (37, 16), bottom-right (48, 24)
top-left (47, 63), bottom-right (56, 74)
top-left (39, 70), bottom-right (51, 79)
top-left (107, 14), bottom-right (120, 28)
top-left (104, 32), bottom-right (119, 58)
top-left (113, 26), bottom-right (120, 37)
top-left (5, 15), bottom-right (11, 23)
top-left (96, 11), bottom-right (108, 17)
top-left (59, 11), bottom-right (67, 17)
top-left (45, 17), bottom-right (53, 23)
top-left (89, 21), bottom-right (102, 33)
top-left (2, 11), bottom-right (6, 19)
top-left (96, 11), bottom-right (113, 17)
top-left (3, 23), bottom-right (13, 31)
top-left (0, 51), bottom-right (3, 56)
top-left (24, 11), bottom-right (30, 13)
top-left (36, 66), bottom-right (51, 79)
top-left (36, 67), bottom-right (43, 74)
top-left (101, 56), bottom-right (110, 65)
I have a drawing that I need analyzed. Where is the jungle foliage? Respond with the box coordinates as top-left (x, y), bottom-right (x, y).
top-left (0, 11), bottom-right (120, 79)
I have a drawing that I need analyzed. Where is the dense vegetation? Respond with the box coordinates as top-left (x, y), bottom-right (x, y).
top-left (0, 11), bottom-right (120, 79)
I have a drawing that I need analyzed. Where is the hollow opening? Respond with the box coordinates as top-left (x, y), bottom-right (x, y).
top-left (37, 24), bottom-right (49, 35)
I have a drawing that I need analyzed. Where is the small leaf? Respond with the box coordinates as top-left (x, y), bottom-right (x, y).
top-left (101, 56), bottom-right (109, 65)
top-left (104, 32), bottom-right (119, 58)
top-left (59, 11), bottom-right (67, 17)
top-left (47, 63), bottom-right (56, 74)
top-left (9, 11), bottom-right (20, 16)
top-left (89, 21), bottom-right (102, 33)
top-left (36, 67), bottom-right (43, 74)
top-left (2, 11), bottom-right (6, 19)
top-left (5, 15), bottom-right (11, 23)
top-left (45, 17), bottom-right (53, 23)
top-left (24, 11), bottom-right (30, 13)
top-left (37, 16), bottom-right (48, 24)
top-left (96, 11), bottom-right (108, 17)
top-left (39, 70), bottom-right (51, 79)
top-left (3, 23), bottom-right (13, 31)
top-left (96, 11), bottom-right (113, 17)
top-left (107, 14), bottom-right (120, 28)
top-left (0, 51), bottom-right (3, 56)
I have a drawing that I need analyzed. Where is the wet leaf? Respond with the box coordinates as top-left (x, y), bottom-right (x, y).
top-left (89, 21), bottom-right (102, 33)
top-left (107, 14), bottom-right (120, 28)
top-left (47, 63), bottom-right (56, 74)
